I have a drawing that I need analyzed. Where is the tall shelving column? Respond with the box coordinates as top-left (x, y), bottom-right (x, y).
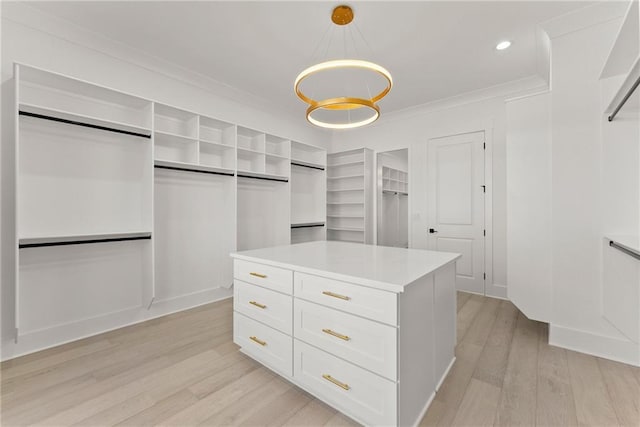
top-left (326, 148), bottom-right (374, 244)
top-left (15, 63), bottom-right (154, 340)
top-left (236, 128), bottom-right (291, 251)
top-left (290, 141), bottom-right (327, 243)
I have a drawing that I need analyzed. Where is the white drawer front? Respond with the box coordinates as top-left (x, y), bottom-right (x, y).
top-left (234, 279), bottom-right (293, 335)
top-left (234, 259), bottom-right (293, 295)
top-left (294, 272), bottom-right (397, 326)
top-left (234, 312), bottom-right (292, 377)
top-left (294, 299), bottom-right (397, 381)
top-left (294, 340), bottom-right (397, 427)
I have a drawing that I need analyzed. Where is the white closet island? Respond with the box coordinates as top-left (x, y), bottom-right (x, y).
top-left (231, 241), bottom-right (460, 427)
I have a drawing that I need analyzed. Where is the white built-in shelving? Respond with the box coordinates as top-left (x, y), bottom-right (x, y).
top-left (12, 63), bottom-right (323, 352)
top-left (326, 148), bottom-right (374, 244)
top-left (382, 166), bottom-right (409, 195)
top-left (290, 141), bottom-right (327, 244)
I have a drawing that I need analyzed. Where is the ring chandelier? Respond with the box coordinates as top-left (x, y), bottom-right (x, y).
top-left (294, 5), bottom-right (392, 130)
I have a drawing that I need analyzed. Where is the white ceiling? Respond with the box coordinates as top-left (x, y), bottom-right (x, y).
top-left (30, 1), bottom-right (594, 115)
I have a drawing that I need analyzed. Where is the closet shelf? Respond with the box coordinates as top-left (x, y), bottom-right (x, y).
top-left (154, 130), bottom-right (197, 143)
top-left (265, 152), bottom-right (289, 160)
top-left (19, 231), bottom-right (152, 249)
top-left (291, 222), bottom-right (325, 229)
top-left (291, 159), bottom-right (326, 171)
top-left (237, 170), bottom-right (288, 182)
top-left (327, 160), bottom-right (365, 167)
top-left (327, 202), bottom-right (365, 205)
top-left (327, 227), bottom-right (364, 232)
top-left (19, 103), bottom-right (151, 138)
top-left (237, 146), bottom-right (265, 155)
top-left (200, 140), bottom-right (235, 150)
top-left (327, 188), bottom-right (364, 192)
top-left (154, 159), bottom-right (235, 176)
top-left (327, 215), bottom-right (364, 218)
top-left (327, 174), bottom-right (365, 180)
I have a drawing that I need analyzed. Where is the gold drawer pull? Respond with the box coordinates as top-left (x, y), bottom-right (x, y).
top-left (322, 374), bottom-right (350, 391)
top-left (250, 272), bottom-right (267, 279)
top-left (249, 301), bottom-right (267, 309)
top-left (322, 291), bottom-right (351, 301)
top-left (249, 336), bottom-right (267, 346)
top-left (322, 328), bottom-right (350, 341)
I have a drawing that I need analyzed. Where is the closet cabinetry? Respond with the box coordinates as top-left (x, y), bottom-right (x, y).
top-left (290, 142), bottom-right (327, 244)
top-left (326, 148), bottom-right (374, 244)
top-left (11, 63), bottom-right (324, 356)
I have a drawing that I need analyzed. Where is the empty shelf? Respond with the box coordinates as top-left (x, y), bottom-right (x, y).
top-left (154, 130), bottom-right (197, 142)
top-left (291, 160), bottom-right (326, 171)
top-left (327, 227), bottom-right (364, 232)
top-left (19, 231), bottom-right (152, 248)
top-left (154, 160), bottom-right (235, 176)
top-left (327, 175), bottom-right (364, 180)
top-left (19, 103), bottom-right (151, 138)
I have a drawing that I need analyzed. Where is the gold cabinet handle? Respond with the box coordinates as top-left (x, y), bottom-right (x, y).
top-left (249, 336), bottom-right (266, 346)
top-left (250, 272), bottom-right (267, 279)
top-left (322, 291), bottom-right (351, 301)
top-left (249, 301), bottom-right (267, 309)
top-left (322, 374), bottom-right (350, 391)
top-left (322, 328), bottom-right (350, 341)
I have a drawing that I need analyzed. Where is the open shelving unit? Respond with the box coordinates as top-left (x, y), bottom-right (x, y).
top-left (382, 166), bottom-right (409, 195)
top-left (12, 63), bottom-right (322, 353)
top-left (290, 141), bottom-right (327, 244)
top-left (326, 148), bottom-right (374, 244)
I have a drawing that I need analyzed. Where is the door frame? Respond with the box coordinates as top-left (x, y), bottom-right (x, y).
top-left (426, 128), bottom-right (495, 298)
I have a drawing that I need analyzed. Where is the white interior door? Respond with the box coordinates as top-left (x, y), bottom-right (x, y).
top-left (427, 131), bottom-right (485, 294)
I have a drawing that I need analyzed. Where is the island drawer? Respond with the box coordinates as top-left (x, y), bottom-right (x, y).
top-left (294, 299), bottom-right (397, 381)
top-left (234, 312), bottom-right (293, 377)
top-left (294, 272), bottom-right (397, 326)
top-left (234, 279), bottom-right (293, 335)
top-left (294, 339), bottom-right (397, 427)
top-left (234, 259), bottom-right (293, 295)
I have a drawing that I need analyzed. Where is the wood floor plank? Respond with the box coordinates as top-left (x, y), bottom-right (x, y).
top-left (494, 312), bottom-right (542, 426)
top-left (456, 291), bottom-right (472, 313)
top-left (115, 389), bottom-right (199, 427)
top-left (535, 323), bottom-right (578, 427)
top-left (451, 378), bottom-right (501, 427)
top-left (239, 384), bottom-right (313, 426)
top-left (159, 367), bottom-right (275, 425)
top-left (282, 397), bottom-right (339, 426)
top-left (456, 295), bottom-right (485, 343)
top-left (460, 297), bottom-right (501, 347)
top-left (472, 300), bottom-right (519, 387)
top-left (566, 350), bottom-right (620, 426)
top-left (597, 358), bottom-right (640, 426)
top-left (324, 412), bottom-right (361, 426)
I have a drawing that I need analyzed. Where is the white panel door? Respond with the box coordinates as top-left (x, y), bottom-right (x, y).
top-left (427, 132), bottom-right (485, 294)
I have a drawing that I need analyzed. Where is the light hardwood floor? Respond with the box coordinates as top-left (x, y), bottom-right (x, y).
top-left (2, 293), bottom-right (639, 426)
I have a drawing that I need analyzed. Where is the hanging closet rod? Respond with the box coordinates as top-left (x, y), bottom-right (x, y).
top-left (237, 174), bottom-right (289, 183)
top-left (18, 111), bottom-right (151, 138)
top-left (19, 234), bottom-right (152, 249)
top-left (291, 161), bottom-right (325, 171)
top-left (609, 240), bottom-right (640, 260)
top-left (607, 74), bottom-right (640, 122)
top-left (291, 222), bottom-right (325, 229)
top-left (154, 164), bottom-right (235, 176)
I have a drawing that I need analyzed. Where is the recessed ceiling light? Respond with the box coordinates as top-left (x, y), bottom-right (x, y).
top-left (496, 41), bottom-right (511, 51)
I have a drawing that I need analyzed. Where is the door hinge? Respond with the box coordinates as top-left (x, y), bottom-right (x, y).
top-left (483, 273), bottom-right (486, 280)
top-left (483, 142), bottom-right (486, 150)
top-left (481, 185), bottom-right (486, 193)
top-left (483, 229), bottom-right (486, 236)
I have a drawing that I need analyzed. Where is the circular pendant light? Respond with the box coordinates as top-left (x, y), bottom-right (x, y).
top-left (294, 5), bottom-right (392, 130)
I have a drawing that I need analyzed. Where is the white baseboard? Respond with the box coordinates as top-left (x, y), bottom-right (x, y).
top-left (411, 391), bottom-right (436, 427)
top-left (436, 356), bottom-right (456, 391)
top-left (549, 324), bottom-right (639, 367)
top-left (486, 283), bottom-right (508, 299)
top-left (1, 287), bottom-right (233, 361)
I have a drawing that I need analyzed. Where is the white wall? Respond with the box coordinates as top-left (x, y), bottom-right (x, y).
top-left (328, 81), bottom-right (547, 299)
top-left (0, 3), bottom-right (328, 359)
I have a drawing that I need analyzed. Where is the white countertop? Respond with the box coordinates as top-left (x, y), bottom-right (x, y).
top-left (605, 234), bottom-right (640, 257)
top-left (231, 241), bottom-right (461, 293)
